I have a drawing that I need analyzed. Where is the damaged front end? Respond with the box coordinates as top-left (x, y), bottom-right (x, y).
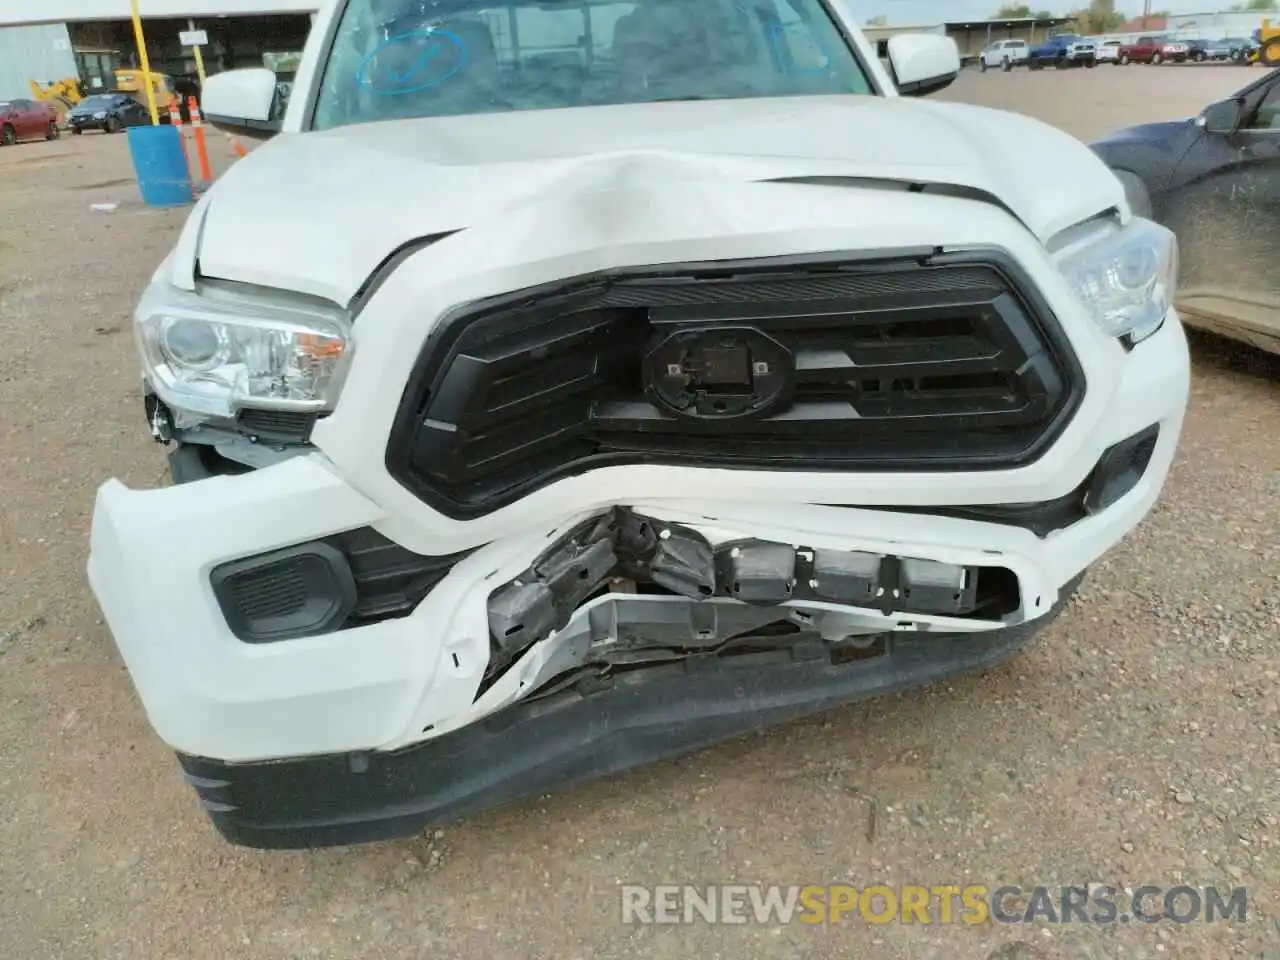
top-left (179, 507), bottom-right (1072, 849)
top-left (479, 506), bottom-right (1023, 710)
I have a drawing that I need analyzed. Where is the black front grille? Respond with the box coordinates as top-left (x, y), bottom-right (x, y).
top-left (388, 250), bottom-right (1082, 519)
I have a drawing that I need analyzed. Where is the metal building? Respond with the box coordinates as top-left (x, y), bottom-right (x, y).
top-left (0, 25), bottom-right (78, 101)
top-left (944, 16), bottom-right (1079, 63)
top-left (1165, 10), bottom-right (1272, 40)
top-left (0, 1), bottom-right (317, 104)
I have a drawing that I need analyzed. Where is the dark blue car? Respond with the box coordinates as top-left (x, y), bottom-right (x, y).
top-left (66, 93), bottom-right (155, 135)
top-left (1091, 70), bottom-right (1280, 355)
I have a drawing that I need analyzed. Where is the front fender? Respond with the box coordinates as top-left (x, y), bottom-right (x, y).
top-left (1090, 122), bottom-right (1202, 196)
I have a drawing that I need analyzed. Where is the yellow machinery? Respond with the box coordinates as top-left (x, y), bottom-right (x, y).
top-left (1255, 20), bottom-right (1279, 66)
top-left (113, 68), bottom-right (176, 106)
top-left (28, 77), bottom-right (84, 120)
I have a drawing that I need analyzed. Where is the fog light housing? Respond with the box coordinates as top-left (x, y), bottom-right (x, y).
top-left (1083, 424), bottom-right (1160, 515)
top-left (211, 543), bottom-right (357, 644)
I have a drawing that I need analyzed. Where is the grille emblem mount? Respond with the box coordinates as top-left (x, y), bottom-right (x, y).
top-left (645, 326), bottom-right (794, 421)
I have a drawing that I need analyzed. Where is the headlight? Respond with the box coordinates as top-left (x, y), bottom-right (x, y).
top-left (1056, 216), bottom-right (1178, 345)
top-left (93, 111), bottom-right (107, 119)
top-left (134, 279), bottom-right (352, 420)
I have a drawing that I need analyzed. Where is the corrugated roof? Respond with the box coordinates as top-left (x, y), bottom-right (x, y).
top-left (944, 16), bottom-right (1075, 29)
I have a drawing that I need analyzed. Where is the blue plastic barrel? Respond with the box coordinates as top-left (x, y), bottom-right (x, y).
top-left (126, 124), bottom-right (193, 208)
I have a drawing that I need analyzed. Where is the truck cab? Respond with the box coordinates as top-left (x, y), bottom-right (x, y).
top-left (1118, 36), bottom-right (1185, 64)
top-left (980, 38), bottom-right (1030, 71)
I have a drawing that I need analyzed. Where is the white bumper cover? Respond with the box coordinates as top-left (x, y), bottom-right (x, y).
top-left (89, 321), bottom-right (1189, 764)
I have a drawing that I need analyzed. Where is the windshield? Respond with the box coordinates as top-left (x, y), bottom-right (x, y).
top-left (78, 95), bottom-right (122, 110)
top-left (312, 0), bottom-right (873, 130)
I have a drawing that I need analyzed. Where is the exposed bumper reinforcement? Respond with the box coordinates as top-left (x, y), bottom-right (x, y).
top-left (179, 575), bottom-right (1080, 850)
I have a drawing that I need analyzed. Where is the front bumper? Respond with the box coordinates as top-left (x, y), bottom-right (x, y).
top-left (89, 312), bottom-right (1189, 764)
top-left (178, 592), bottom-right (1078, 849)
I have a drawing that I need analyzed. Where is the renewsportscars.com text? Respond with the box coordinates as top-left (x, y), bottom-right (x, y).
top-left (620, 884), bottom-right (1247, 926)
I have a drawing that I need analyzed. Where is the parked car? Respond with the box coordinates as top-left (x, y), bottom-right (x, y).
top-left (89, 0), bottom-right (1191, 851)
top-left (1119, 36), bottom-right (1187, 64)
top-left (1224, 36), bottom-right (1253, 60)
top-left (1093, 69), bottom-right (1280, 356)
top-left (1096, 39), bottom-right (1123, 63)
top-left (1195, 38), bottom-right (1235, 62)
top-left (1028, 34), bottom-right (1098, 68)
top-left (66, 93), bottom-right (154, 134)
top-left (1182, 38), bottom-right (1232, 62)
top-left (0, 97), bottom-right (59, 145)
top-left (980, 38), bottom-right (1029, 71)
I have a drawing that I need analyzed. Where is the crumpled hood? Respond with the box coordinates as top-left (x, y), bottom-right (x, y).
top-left (188, 95), bottom-right (1124, 303)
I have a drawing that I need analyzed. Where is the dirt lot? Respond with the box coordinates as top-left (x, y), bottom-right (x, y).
top-left (2, 65), bottom-right (1278, 960)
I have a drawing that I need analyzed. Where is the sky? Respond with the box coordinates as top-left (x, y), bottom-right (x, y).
top-left (845, 0), bottom-right (1253, 25)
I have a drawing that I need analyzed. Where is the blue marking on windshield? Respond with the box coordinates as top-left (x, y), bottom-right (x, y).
top-left (734, 0), bottom-right (830, 76)
top-left (356, 28), bottom-right (468, 95)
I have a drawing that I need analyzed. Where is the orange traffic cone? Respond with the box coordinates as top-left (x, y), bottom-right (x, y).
top-left (187, 96), bottom-right (213, 183)
top-left (168, 97), bottom-right (196, 200)
top-left (224, 130), bottom-right (248, 159)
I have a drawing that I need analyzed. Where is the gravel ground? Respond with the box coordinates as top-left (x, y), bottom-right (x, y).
top-left (1, 66), bottom-right (1278, 960)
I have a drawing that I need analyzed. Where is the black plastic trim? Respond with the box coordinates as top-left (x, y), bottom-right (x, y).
top-left (1083, 423), bottom-right (1159, 515)
top-left (856, 489), bottom-right (1090, 538)
top-left (849, 422), bottom-right (1159, 537)
top-left (386, 247), bottom-right (1085, 521)
top-left (204, 113), bottom-right (279, 141)
top-left (211, 543), bottom-right (357, 644)
top-left (326, 527), bottom-right (474, 627)
top-left (175, 572), bottom-right (1083, 850)
top-left (235, 409), bottom-right (318, 444)
top-left (210, 528), bottom-right (473, 643)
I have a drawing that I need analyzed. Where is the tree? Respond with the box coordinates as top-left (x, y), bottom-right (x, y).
top-left (1230, 0), bottom-right (1277, 10)
top-left (992, 4), bottom-right (1054, 18)
top-left (865, 13), bottom-right (888, 25)
top-left (1074, 0), bottom-right (1127, 33)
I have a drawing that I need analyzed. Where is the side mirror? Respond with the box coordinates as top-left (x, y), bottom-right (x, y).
top-left (1197, 97), bottom-right (1244, 136)
top-left (201, 68), bottom-right (282, 140)
top-left (887, 34), bottom-right (961, 97)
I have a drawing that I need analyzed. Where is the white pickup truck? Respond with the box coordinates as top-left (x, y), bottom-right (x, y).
top-left (88, 0), bottom-right (1189, 849)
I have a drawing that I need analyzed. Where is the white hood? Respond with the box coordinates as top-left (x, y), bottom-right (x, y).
top-left (187, 95), bottom-right (1124, 304)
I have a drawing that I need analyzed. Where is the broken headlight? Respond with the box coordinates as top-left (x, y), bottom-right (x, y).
top-left (1056, 216), bottom-right (1178, 345)
top-left (134, 278), bottom-right (352, 420)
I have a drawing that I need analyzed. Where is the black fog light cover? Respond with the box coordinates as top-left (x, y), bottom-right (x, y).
top-left (211, 543), bottom-right (357, 644)
top-left (1082, 424), bottom-right (1160, 515)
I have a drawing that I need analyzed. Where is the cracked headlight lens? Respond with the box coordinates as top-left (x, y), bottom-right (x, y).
top-left (1056, 216), bottom-right (1178, 344)
top-left (135, 279), bottom-right (352, 420)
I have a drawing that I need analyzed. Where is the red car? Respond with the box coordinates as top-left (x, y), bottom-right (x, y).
top-left (0, 98), bottom-right (60, 146)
